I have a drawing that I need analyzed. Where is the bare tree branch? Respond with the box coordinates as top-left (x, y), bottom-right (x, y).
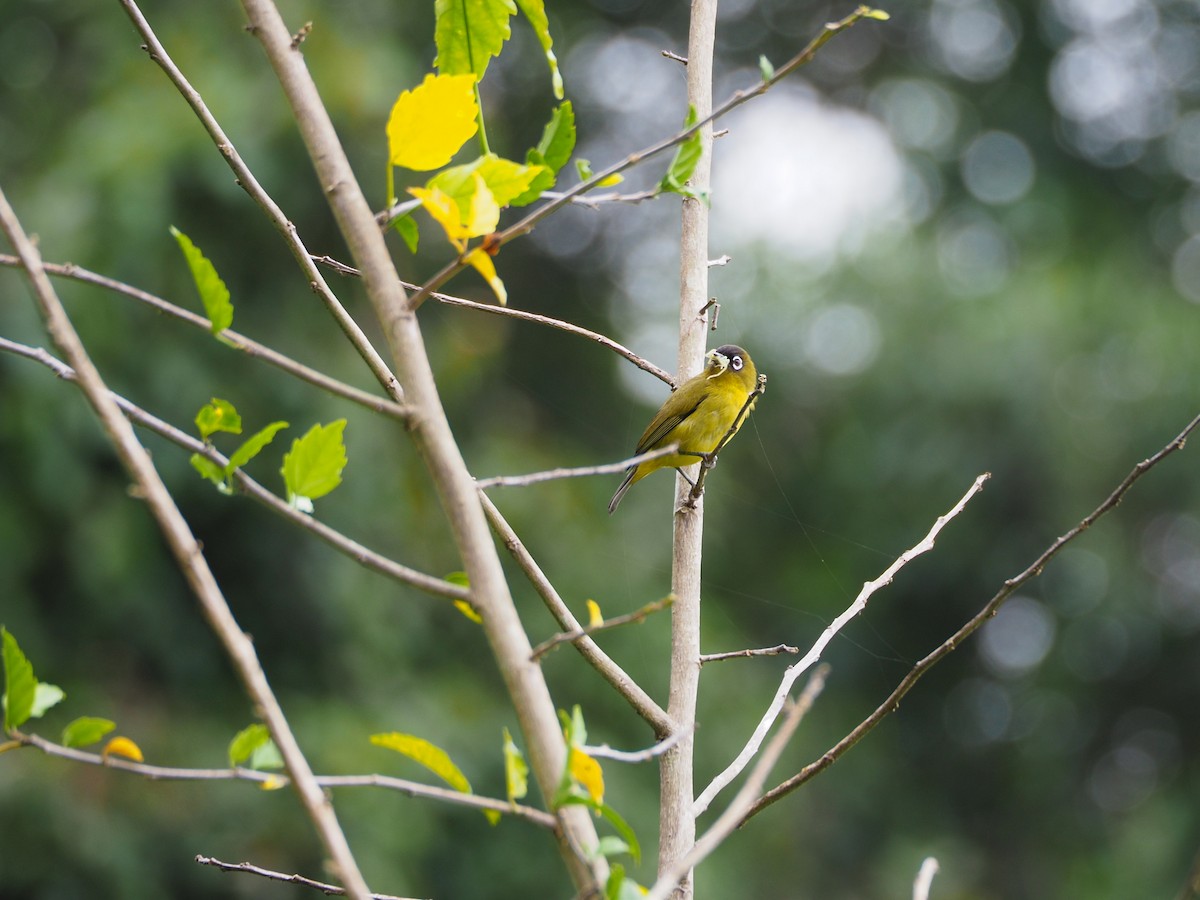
top-left (0, 255), bottom-right (409, 420)
top-left (645, 666), bottom-right (829, 900)
top-left (0, 186), bottom-right (373, 899)
top-left (195, 855), bottom-right (419, 900)
top-left (0, 336), bottom-right (469, 605)
top-left (745, 409), bottom-right (1200, 823)
top-left (581, 729), bottom-right (687, 764)
top-left (694, 473), bottom-right (990, 818)
top-left (531, 596), bottom-right (673, 660)
top-left (913, 857), bottom-right (939, 900)
top-left (477, 446), bottom-right (680, 490)
top-left (479, 492), bottom-right (673, 736)
top-left (700, 644), bottom-right (800, 665)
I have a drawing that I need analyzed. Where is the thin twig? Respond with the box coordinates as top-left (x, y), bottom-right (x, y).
top-left (479, 492), bottom-right (673, 736)
top-left (694, 473), bottom-right (990, 817)
top-left (0, 185), bottom-right (373, 899)
top-left (195, 856), bottom-right (419, 900)
top-left (700, 644), bottom-right (800, 665)
top-left (477, 446), bottom-right (680, 490)
top-left (310, 255), bottom-right (675, 386)
top-left (913, 857), bottom-right (939, 900)
top-left (644, 666), bottom-right (829, 900)
top-left (15, 732), bottom-right (555, 828)
top-left (581, 730), bottom-right (686, 763)
top-left (0, 255), bottom-right (409, 420)
top-left (684, 373), bottom-right (767, 508)
top-left (0, 337), bottom-right (469, 605)
top-left (399, 6), bottom-right (885, 313)
top-left (745, 410), bottom-right (1200, 823)
top-left (116, 0), bottom-right (403, 403)
top-left (530, 596), bottom-right (673, 660)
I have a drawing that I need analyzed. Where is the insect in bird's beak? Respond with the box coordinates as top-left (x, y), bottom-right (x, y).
top-left (705, 348), bottom-right (730, 380)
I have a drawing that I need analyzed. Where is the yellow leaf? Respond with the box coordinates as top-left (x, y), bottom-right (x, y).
top-left (464, 247), bottom-right (507, 306)
top-left (569, 747), bottom-right (604, 805)
top-left (585, 599), bottom-right (603, 628)
top-left (370, 732), bottom-right (471, 794)
top-left (409, 185), bottom-right (470, 248)
top-left (101, 736), bottom-right (144, 763)
top-left (597, 172), bottom-right (624, 188)
top-left (259, 775), bottom-right (287, 791)
top-left (502, 727), bottom-right (529, 804)
top-left (464, 172), bottom-right (501, 237)
top-left (387, 73), bottom-right (479, 171)
top-left (454, 599), bottom-right (483, 623)
top-left (483, 808), bottom-right (501, 826)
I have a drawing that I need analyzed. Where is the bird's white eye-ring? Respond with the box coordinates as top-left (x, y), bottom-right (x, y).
top-left (730, 355), bottom-right (743, 371)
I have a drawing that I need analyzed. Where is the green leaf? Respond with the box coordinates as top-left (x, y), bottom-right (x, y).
top-left (227, 421), bottom-right (288, 472)
top-left (170, 226), bottom-right (233, 335)
top-left (30, 683), bottom-right (64, 718)
top-left (393, 214), bottom-right (420, 254)
top-left (194, 398), bottom-right (242, 441)
top-left (250, 738), bottom-right (283, 770)
top-left (575, 159), bottom-right (595, 182)
top-left (863, 7), bottom-right (890, 20)
top-left (434, 0), bottom-right (516, 82)
top-left (536, 101), bottom-right (575, 173)
top-left (281, 419), bottom-right (348, 511)
top-left (444, 571), bottom-right (471, 588)
top-left (502, 727), bottom-right (529, 804)
top-left (514, 0), bottom-right (563, 99)
top-left (190, 453), bottom-right (230, 491)
top-left (557, 794), bottom-right (642, 865)
top-left (371, 732), bottom-right (472, 793)
top-left (511, 102), bottom-right (576, 206)
top-left (62, 717), bottom-right (116, 748)
top-left (759, 54), bottom-right (775, 82)
top-left (229, 723), bottom-right (271, 767)
top-left (659, 104), bottom-right (704, 195)
top-left (605, 865), bottom-right (645, 900)
top-left (2, 628), bottom-right (36, 731)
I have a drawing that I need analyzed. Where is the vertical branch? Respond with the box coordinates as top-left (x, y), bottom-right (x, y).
top-left (659, 1), bottom-right (718, 897)
top-left (236, 1), bottom-right (604, 891)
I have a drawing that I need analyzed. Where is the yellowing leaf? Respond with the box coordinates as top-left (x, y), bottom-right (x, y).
top-left (259, 775), bottom-right (287, 791)
top-left (502, 727), bottom-right (529, 804)
top-left (569, 747), bottom-right (604, 804)
top-left (371, 732), bottom-right (471, 794)
top-left (585, 599), bottom-right (603, 628)
top-left (388, 73), bottom-right (479, 171)
top-left (454, 600), bottom-right (483, 623)
top-left (464, 247), bottom-right (507, 306)
top-left (102, 736), bottom-right (144, 763)
top-left (410, 185), bottom-right (471, 247)
top-left (465, 173), bottom-right (501, 237)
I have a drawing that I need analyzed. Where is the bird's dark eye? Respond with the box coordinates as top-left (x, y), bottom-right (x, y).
top-left (730, 356), bottom-right (743, 371)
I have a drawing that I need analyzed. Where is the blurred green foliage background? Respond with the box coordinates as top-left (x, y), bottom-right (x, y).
top-left (2, 0), bottom-right (1199, 897)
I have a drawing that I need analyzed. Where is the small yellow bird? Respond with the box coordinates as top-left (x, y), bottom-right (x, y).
top-left (608, 344), bottom-right (758, 514)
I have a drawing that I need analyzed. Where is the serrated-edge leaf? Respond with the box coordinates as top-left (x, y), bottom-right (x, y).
top-left (170, 227), bottom-right (233, 335)
top-left (435, 0), bottom-right (517, 81)
top-left (229, 723), bottom-right (271, 767)
top-left (227, 421), bottom-right (289, 473)
top-left (387, 73), bottom-right (480, 171)
top-left (2, 627), bottom-right (36, 731)
top-left (30, 683), bottom-right (64, 718)
top-left (514, 0), bottom-right (563, 98)
top-left (281, 419), bottom-right (348, 507)
top-left (371, 732), bottom-right (472, 794)
top-left (62, 716), bottom-right (116, 749)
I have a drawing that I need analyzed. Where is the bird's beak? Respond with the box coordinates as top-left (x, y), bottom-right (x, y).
top-left (705, 349), bottom-right (730, 379)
